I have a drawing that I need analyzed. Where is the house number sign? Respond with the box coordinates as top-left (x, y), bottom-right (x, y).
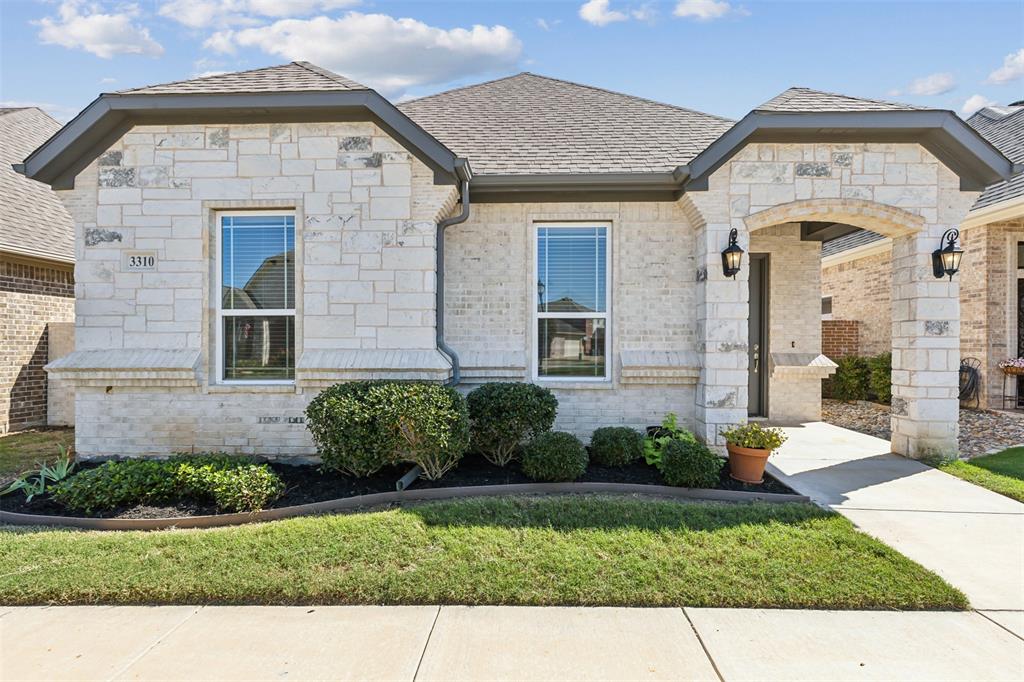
top-left (124, 251), bottom-right (157, 271)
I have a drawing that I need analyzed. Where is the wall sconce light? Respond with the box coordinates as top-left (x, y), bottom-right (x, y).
top-left (932, 229), bottom-right (963, 281)
top-left (721, 228), bottom-right (744, 279)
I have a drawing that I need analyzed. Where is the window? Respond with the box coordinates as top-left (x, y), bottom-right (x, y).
top-left (821, 296), bottom-right (833, 317)
top-left (217, 213), bottom-right (295, 383)
top-left (535, 224), bottom-right (609, 380)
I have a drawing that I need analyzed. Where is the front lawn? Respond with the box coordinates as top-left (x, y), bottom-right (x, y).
top-left (939, 447), bottom-right (1024, 503)
top-left (0, 495), bottom-right (967, 609)
top-left (0, 427), bottom-right (74, 481)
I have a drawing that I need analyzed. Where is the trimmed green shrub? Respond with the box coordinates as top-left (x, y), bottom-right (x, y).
top-left (590, 427), bottom-right (643, 467)
top-left (305, 381), bottom-right (400, 477)
top-left (521, 432), bottom-right (588, 482)
top-left (305, 381), bottom-right (470, 480)
top-left (467, 382), bottom-right (558, 466)
top-left (868, 352), bottom-right (892, 404)
top-left (832, 356), bottom-right (870, 402)
top-left (50, 455), bottom-right (283, 514)
top-left (660, 439), bottom-right (723, 488)
top-left (642, 413), bottom-right (698, 469)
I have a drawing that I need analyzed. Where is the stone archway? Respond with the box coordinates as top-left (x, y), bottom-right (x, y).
top-left (744, 198), bottom-right (924, 237)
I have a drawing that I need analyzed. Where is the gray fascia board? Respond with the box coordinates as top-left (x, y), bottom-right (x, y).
top-left (20, 91), bottom-right (460, 188)
top-left (472, 172), bottom-right (680, 190)
top-left (686, 110), bottom-right (1016, 192)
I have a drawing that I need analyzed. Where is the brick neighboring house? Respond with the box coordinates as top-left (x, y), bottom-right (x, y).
top-left (16, 63), bottom-right (1018, 460)
top-left (821, 101), bottom-right (1024, 408)
top-left (1, 108), bottom-right (76, 434)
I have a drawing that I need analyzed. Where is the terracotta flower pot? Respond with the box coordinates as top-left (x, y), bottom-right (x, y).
top-left (726, 444), bottom-right (771, 484)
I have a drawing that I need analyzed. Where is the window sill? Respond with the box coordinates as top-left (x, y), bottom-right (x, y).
top-left (534, 379), bottom-right (615, 390)
top-left (207, 383), bottom-right (298, 394)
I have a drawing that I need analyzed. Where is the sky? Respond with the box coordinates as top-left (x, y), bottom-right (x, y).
top-left (1, 0), bottom-right (1022, 124)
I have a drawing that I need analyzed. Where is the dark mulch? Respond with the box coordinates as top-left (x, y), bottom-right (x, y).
top-left (1, 454), bottom-right (795, 520)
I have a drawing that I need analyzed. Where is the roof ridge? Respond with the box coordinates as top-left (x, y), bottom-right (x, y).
top-left (291, 61), bottom-right (366, 89)
top-left (396, 72), bottom-right (530, 106)
top-left (116, 62), bottom-right (294, 94)
top-left (761, 86), bottom-right (928, 112)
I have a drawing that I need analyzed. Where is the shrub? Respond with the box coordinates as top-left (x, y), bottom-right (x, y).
top-left (50, 455), bottom-right (283, 513)
top-left (377, 382), bottom-right (470, 480)
top-left (868, 352), bottom-right (892, 404)
top-left (642, 413), bottom-right (697, 469)
top-left (305, 381), bottom-right (401, 477)
top-left (660, 439), bottom-right (723, 488)
top-left (719, 423), bottom-right (788, 451)
top-left (467, 382), bottom-right (558, 466)
top-left (590, 427), bottom-right (643, 467)
top-left (521, 432), bottom-right (588, 482)
top-left (832, 356), bottom-right (870, 402)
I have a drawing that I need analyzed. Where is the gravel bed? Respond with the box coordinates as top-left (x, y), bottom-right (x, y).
top-left (822, 399), bottom-right (1024, 459)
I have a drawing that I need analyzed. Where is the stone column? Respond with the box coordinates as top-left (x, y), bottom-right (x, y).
top-left (687, 194), bottom-right (749, 447)
top-left (890, 226), bottom-right (960, 459)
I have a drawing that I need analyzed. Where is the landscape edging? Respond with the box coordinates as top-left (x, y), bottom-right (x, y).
top-left (0, 482), bottom-right (810, 531)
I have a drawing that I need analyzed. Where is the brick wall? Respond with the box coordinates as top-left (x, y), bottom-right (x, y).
top-left (821, 249), bottom-right (892, 355)
top-left (822, 319), bottom-right (860, 358)
top-left (0, 255), bottom-right (75, 433)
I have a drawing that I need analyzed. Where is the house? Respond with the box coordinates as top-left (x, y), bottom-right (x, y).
top-left (821, 101), bottom-right (1024, 409)
top-left (1, 107), bottom-right (76, 434)
top-left (17, 62), bottom-right (1017, 460)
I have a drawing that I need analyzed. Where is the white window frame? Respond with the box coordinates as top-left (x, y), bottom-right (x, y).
top-left (215, 210), bottom-right (296, 385)
top-left (532, 222), bottom-right (612, 383)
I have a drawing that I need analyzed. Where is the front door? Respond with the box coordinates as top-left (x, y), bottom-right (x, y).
top-left (748, 254), bottom-right (769, 417)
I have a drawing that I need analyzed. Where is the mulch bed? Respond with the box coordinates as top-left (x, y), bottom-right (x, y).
top-left (1, 455), bottom-right (794, 520)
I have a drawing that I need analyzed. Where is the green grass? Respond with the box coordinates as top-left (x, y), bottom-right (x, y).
top-left (0, 428), bottom-right (74, 481)
top-left (939, 447), bottom-right (1024, 503)
top-left (0, 495), bottom-right (966, 609)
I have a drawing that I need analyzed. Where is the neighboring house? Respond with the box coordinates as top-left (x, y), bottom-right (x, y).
top-left (821, 101), bottom-right (1024, 409)
top-left (0, 107), bottom-right (76, 434)
top-left (18, 62), bottom-right (1016, 460)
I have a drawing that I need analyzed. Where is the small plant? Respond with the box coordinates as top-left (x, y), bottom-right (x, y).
top-left (832, 356), bottom-right (870, 402)
top-left (589, 427), bottom-right (643, 467)
top-left (867, 352), bottom-right (892, 404)
top-left (660, 439), bottom-right (723, 488)
top-left (521, 432), bottom-right (588, 482)
top-left (719, 423), bottom-right (787, 451)
top-left (50, 455), bottom-right (283, 513)
top-left (467, 382), bottom-right (558, 466)
top-left (642, 413), bottom-right (697, 469)
top-left (1, 446), bottom-right (76, 503)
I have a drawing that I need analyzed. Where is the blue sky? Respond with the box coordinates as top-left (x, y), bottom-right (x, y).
top-left (1, 0), bottom-right (1022, 123)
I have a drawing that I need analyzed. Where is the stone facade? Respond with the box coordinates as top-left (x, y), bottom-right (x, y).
top-left (0, 255), bottom-right (75, 434)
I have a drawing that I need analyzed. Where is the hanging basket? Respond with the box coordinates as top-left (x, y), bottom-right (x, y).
top-left (1001, 366), bottom-right (1024, 376)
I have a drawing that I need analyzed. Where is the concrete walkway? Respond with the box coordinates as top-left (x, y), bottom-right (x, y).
top-left (768, 422), bottom-right (1024, 611)
top-left (2, 605), bottom-right (1022, 681)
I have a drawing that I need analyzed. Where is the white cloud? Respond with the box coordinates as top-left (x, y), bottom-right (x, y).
top-left (205, 12), bottom-right (522, 98)
top-left (579, 0), bottom-right (628, 26)
top-left (961, 94), bottom-right (997, 116)
top-left (158, 0), bottom-right (359, 29)
top-left (536, 18), bottom-right (561, 31)
top-left (986, 48), bottom-right (1024, 85)
top-left (631, 3), bottom-right (657, 23)
top-left (36, 1), bottom-right (164, 58)
top-left (906, 72), bottom-right (956, 96)
top-left (673, 0), bottom-right (742, 21)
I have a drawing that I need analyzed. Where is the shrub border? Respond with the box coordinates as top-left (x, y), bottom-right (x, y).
top-left (0, 482), bottom-right (810, 531)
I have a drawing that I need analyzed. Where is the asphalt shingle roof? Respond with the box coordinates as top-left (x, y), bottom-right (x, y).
top-left (118, 62), bottom-right (368, 95)
top-left (821, 230), bottom-right (887, 258)
top-left (1, 108), bottom-right (74, 263)
top-left (967, 105), bottom-right (1024, 210)
top-left (397, 73), bottom-right (735, 175)
top-left (757, 87), bottom-right (925, 113)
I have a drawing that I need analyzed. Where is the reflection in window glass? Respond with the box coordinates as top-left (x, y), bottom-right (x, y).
top-left (223, 316), bottom-right (294, 381)
top-left (537, 318), bottom-right (606, 378)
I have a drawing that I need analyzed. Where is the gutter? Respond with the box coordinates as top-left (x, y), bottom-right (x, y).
top-left (436, 160), bottom-right (473, 386)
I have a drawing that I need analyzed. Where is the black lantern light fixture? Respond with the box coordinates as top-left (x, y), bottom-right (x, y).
top-left (932, 228), bottom-right (964, 281)
top-left (721, 228), bottom-right (744, 279)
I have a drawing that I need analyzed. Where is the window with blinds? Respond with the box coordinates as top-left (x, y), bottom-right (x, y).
top-left (535, 225), bottom-right (609, 380)
top-left (217, 213), bottom-right (295, 382)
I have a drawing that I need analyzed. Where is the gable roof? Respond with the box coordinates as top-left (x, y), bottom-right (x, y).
top-left (0, 108), bottom-right (74, 263)
top-left (967, 105), bottom-right (1024, 210)
top-left (757, 87), bottom-right (926, 113)
top-left (821, 229), bottom-right (887, 259)
top-left (397, 73), bottom-right (734, 176)
top-left (118, 62), bottom-right (368, 95)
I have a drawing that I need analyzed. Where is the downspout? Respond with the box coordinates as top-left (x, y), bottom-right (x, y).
top-left (436, 161), bottom-right (472, 386)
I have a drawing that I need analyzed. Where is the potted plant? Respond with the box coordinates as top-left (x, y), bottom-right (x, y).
top-left (719, 423), bottom-right (787, 484)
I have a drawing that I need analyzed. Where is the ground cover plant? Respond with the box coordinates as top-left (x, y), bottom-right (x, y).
top-left (938, 447), bottom-right (1024, 503)
top-left (0, 495), bottom-right (966, 609)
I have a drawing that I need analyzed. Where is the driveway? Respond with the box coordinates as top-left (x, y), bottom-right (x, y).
top-left (768, 422), bottom-right (1024, 612)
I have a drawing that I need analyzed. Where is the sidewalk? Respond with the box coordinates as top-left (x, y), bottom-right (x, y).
top-left (768, 422), bottom-right (1024, 611)
top-left (2, 605), bottom-right (1022, 681)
